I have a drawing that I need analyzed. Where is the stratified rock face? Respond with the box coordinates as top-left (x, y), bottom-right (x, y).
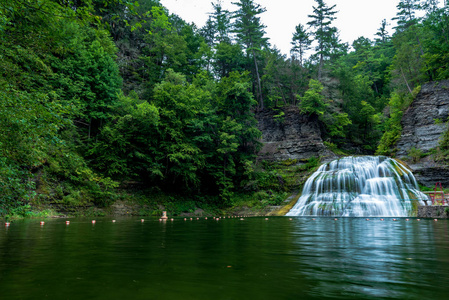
top-left (396, 80), bottom-right (449, 157)
top-left (255, 106), bottom-right (334, 161)
top-left (408, 160), bottom-right (449, 187)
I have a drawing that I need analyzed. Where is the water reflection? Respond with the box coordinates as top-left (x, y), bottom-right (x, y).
top-left (289, 218), bottom-right (449, 299)
top-left (1, 218), bottom-right (449, 299)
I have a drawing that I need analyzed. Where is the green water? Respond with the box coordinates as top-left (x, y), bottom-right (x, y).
top-left (1, 217), bottom-right (449, 299)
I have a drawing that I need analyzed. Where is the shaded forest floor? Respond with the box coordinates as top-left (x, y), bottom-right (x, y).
top-left (8, 159), bottom-right (318, 220)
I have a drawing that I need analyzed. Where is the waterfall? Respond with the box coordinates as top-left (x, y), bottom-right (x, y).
top-left (286, 156), bottom-right (428, 217)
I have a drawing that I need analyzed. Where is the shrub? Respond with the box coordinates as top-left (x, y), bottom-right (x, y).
top-left (408, 146), bottom-right (424, 163)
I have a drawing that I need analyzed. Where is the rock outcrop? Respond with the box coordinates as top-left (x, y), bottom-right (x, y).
top-left (395, 80), bottom-right (449, 187)
top-left (406, 158), bottom-right (449, 187)
top-left (255, 106), bottom-right (335, 161)
top-left (396, 80), bottom-right (449, 157)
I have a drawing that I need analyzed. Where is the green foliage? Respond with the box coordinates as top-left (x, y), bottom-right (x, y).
top-left (307, 0), bottom-right (345, 79)
top-left (273, 110), bottom-right (285, 124)
top-left (232, 0), bottom-right (269, 108)
top-left (291, 23), bottom-right (312, 66)
top-left (391, 24), bottom-right (426, 93)
top-left (298, 79), bottom-right (327, 116)
top-left (2, 0), bottom-right (449, 216)
top-left (0, 84), bottom-right (66, 215)
top-left (298, 156), bottom-right (321, 172)
top-left (262, 48), bottom-right (299, 107)
top-left (377, 87), bottom-right (420, 155)
top-left (393, 0), bottom-right (422, 30)
top-left (88, 91), bottom-right (159, 177)
top-left (408, 147), bottom-right (424, 163)
top-left (298, 79), bottom-right (350, 138)
top-left (323, 142), bottom-right (348, 156)
top-left (213, 41), bottom-right (246, 78)
top-left (376, 94), bottom-right (406, 155)
top-left (421, 7), bottom-right (449, 81)
top-left (0, 0), bottom-right (123, 216)
top-left (49, 23), bottom-right (122, 140)
top-left (321, 112), bottom-right (352, 138)
top-left (164, 199), bottom-right (197, 216)
top-left (331, 40), bottom-right (393, 147)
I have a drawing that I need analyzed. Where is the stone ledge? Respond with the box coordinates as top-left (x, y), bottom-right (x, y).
top-left (417, 205), bottom-right (449, 218)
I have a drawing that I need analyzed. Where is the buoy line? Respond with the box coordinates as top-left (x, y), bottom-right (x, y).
top-left (4, 216), bottom-right (444, 228)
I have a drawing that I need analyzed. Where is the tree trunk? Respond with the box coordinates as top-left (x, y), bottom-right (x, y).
top-left (252, 49), bottom-right (264, 109)
top-left (400, 67), bottom-right (413, 95)
top-left (318, 52), bottom-right (323, 81)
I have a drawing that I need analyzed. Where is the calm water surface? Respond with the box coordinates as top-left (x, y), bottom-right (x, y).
top-left (1, 217), bottom-right (449, 299)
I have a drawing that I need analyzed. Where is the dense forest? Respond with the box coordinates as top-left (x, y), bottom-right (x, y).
top-left (1, 0), bottom-right (449, 217)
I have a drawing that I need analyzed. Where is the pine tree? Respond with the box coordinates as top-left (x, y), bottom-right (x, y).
top-left (291, 23), bottom-right (311, 66)
top-left (422, 0), bottom-right (441, 13)
top-left (200, 17), bottom-right (216, 47)
top-left (375, 19), bottom-right (390, 44)
top-left (393, 0), bottom-right (422, 30)
top-left (201, 1), bottom-right (232, 47)
top-left (307, 0), bottom-right (339, 81)
top-left (212, 0), bottom-right (232, 44)
top-left (232, 0), bottom-right (269, 109)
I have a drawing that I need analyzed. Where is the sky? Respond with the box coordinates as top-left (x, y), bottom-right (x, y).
top-left (160, 0), bottom-right (404, 56)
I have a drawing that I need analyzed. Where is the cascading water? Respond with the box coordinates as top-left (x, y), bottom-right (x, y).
top-left (286, 156), bottom-right (428, 217)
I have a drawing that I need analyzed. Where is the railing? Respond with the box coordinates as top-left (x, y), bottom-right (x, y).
top-left (422, 191), bottom-right (449, 205)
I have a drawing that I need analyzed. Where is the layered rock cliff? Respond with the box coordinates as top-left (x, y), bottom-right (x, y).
top-left (396, 80), bottom-right (449, 157)
top-left (395, 80), bottom-right (449, 186)
top-left (255, 106), bottom-right (335, 161)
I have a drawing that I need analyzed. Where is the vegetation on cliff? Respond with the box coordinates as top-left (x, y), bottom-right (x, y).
top-left (1, 0), bottom-right (449, 217)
